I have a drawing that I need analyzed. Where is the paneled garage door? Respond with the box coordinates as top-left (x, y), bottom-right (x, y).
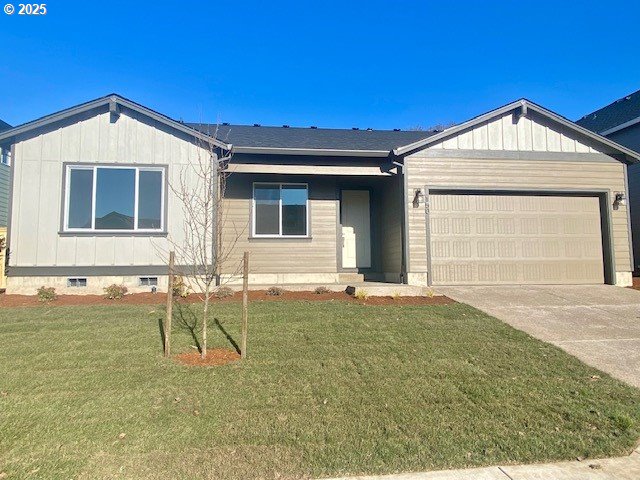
top-left (428, 193), bottom-right (605, 285)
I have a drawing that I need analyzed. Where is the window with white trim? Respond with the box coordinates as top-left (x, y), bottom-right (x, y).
top-left (253, 183), bottom-right (308, 237)
top-left (64, 165), bottom-right (165, 232)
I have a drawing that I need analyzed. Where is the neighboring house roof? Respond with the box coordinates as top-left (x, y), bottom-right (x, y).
top-left (0, 94), bottom-right (231, 150)
top-left (189, 123), bottom-right (439, 157)
top-left (0, 119), bottom-right (11, 132)
top-left (393, 98), bottom-right (640, 163)
top-left (576, 89), bottom-right (640, 135)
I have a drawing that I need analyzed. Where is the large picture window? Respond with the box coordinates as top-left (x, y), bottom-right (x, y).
top-left (64, 165), bottom-right (165, 232)
top-left (253, 183), bottom-right (308, 237)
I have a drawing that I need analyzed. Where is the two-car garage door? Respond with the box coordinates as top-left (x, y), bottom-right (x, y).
top-left (428, 192), bottom-right (605, 285)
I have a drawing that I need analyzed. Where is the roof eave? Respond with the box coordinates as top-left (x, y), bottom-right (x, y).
top-left (393, 99), bottom-right (640, 164)
top-left (599, 115), bottom-right (640, 136)
top-left (233, 146), bottom-right (391, 157)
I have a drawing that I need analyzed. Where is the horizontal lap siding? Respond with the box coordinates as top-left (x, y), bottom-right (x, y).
top-left (10, 109), bottom-right (209, 268)
top-left (0, 164), bottom-right (9, 226)
top-left (220, 175), bottom-right (337, 274)
top-left (379, 178), bottom-right (402, 274)
top-left (405, 155), bottom-right (631, 274)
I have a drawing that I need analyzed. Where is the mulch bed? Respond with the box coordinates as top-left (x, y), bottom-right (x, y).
top-left (630, 276), bottom-right (640, 290)
top-left (174, 348), bottom-right (240, 367)
top-left (0, 290), bottom-right (454, 308)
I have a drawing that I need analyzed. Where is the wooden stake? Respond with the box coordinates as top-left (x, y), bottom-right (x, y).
top-left (241, 251), bottom-right (249, 359)
top-left (164, 251), bottom-right (175, 357)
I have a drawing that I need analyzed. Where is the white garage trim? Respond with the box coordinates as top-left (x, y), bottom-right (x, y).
top-left (424, 186), bottom-right (616, 286)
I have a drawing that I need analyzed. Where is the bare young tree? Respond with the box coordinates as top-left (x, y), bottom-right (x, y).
top-left (166, 129), bottom-right (244, 358)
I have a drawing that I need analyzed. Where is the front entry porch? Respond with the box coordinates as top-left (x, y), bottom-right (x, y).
top-left (222, 165), bottom-right (407, 286)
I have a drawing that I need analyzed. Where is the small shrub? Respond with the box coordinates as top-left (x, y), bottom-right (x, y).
top-left (314, 286), bottom-right (331, 294)
top-left (172, 276), bottom-right (190, 298)
top-left (37, 286), bottom-right (57, 302)
top-left (354, 289), bottom-right (368, 300)
top-left (213, 286), bottom-right (235, 299)
top-left (426, 288), bottom-right (435, 298)
top-left (104, 284), bottom-right (128, 300)
top-left (392, 291), bottom-right (401, 300)
top-left (266, 286), bottom-right (284, 296)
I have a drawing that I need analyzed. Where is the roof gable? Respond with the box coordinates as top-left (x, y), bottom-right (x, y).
top-left (393, 99), bottom-right (640, 163)
top-left (0, 119), bottom-right (11, 132)
top-left (0, 95), bottom-right (231, 150)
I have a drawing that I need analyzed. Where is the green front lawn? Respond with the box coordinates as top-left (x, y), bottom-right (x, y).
top-left (1, 300), bottom-right (639, 479)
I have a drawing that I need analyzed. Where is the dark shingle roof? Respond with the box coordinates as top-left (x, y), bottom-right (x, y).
top-left (188, 123), bottom-right (439, 152)
top-left (0, 119), bottom-right (11, 132)
top-left (576, 89), bottom-right (640, 133)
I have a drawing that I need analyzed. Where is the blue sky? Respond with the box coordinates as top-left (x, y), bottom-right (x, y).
top-left (1, 0), bottom-right (639, 130)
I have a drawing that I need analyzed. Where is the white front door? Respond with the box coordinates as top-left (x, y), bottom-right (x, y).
top-left (341, 190), bottom-right (371, 268)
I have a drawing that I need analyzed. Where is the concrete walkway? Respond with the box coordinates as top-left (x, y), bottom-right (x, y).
top-left (437, 285), bottom-right (640, 388)
top-left (323, 447), bottom-right (640, 479)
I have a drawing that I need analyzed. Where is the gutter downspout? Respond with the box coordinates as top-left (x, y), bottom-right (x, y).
top-left (392, 159), bottom-right (409, 284)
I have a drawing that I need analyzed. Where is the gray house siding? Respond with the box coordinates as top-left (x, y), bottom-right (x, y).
top-left (6, 106), bottom-right (214, 294)
top-left (221, 173), bottom-right (404, 284)
top-left (0, 163), bottom-right (9, 226)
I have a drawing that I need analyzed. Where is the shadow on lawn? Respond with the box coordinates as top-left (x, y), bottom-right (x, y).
top-left (173, 303), bottom-right (202, 354)
top-left (159, 303), bottom-right (241, 355)
top-left (214, 318), bottom-right (240, 354)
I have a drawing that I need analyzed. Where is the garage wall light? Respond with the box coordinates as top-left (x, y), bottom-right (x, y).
top-left (413, 189), bottom-right (424, 208)
top-left (613, 192), bottom-right (627, 210)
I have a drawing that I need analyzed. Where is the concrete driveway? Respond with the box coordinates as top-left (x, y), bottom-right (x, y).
top-left (438, 285), bottom-right (640, 388)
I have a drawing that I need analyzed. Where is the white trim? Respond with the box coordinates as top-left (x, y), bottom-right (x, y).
top-left (133, 168), bottom-right (139, 231)
top-left (64, 164), bottom-right (166, 233)
top-left (227, 163), bottom-right (393, 176)
top-left (252, 182), bottom-right (309, 238)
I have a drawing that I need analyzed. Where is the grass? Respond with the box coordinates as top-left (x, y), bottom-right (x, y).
top-left (1, 300), bottom-right (640, 479)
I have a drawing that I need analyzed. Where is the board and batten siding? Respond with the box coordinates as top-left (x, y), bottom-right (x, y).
top-left (405, 111), bottom-right (632, 285)
top-left (221, 175), bottom-right (338, 279)
top-left (9, 108), bottom-right (210, 269)
top-left (430, 110), bottom-right (612, 154)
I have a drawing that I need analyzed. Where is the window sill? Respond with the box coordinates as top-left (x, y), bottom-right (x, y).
top-left (58, 231), bottom-right (168, 237)
top-left (248, 236), bottom-right (313, 241)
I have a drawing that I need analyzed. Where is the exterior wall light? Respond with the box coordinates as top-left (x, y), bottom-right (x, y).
top-left (613, 192), bottom-right (627, 210)
top-left (413, 189), bottom-right (424, 208)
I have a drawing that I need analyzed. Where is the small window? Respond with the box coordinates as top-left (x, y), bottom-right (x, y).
top-left (253, 183), bottom-right (308, 237)
top-left (139, 276), bottom-right (158, 286)
top-left (0, 147), bottom-right (10, 166)
top-left (67, 278), bottom-right (87, 287)
top-left (64, 165), bottom-right (165, 232)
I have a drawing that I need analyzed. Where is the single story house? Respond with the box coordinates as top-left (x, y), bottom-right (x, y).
top-left (0, 94), bottom-right (638, 294)
top-left (577, 90), bottom-right (640, 272)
